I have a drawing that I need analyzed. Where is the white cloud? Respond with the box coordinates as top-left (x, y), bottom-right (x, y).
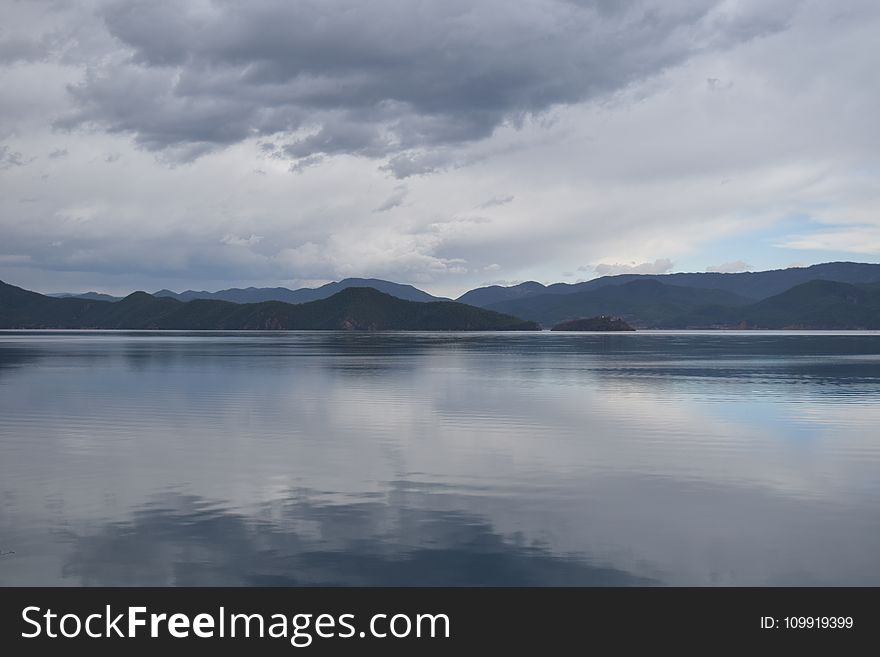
top-left (778, 229), bottom-right (880, 255)
top-left (594, 259), bottom-right (675, 276)
top-left (707, 260), bottom-right (752, 273)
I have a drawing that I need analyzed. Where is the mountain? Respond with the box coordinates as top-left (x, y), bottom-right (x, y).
top-left (154, 278), bottom-right (446, 304)
top-left (666, 280), bottom-right (880, 329)
top-left (457, 262), bottom-right (880, 306)
top-left (455, 281), bottom-right (550, 307)
top-left (48, 292), bottom-right (123, 302)
top-left (485, 280), bottom-right (753, 328)
top-left (0, 281), bottom-right (537, 331)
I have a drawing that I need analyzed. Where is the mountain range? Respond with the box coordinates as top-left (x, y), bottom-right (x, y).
top-left (51, 262), bottom-right (880, 309)
top-left (0, 281), bottom-right (536, 331)
top-left (13, 261), bottom-right (880, 330)
top-left (52, 278), bottom-right (446, 305)
top-left (457, 262), bottom-right (880, 306)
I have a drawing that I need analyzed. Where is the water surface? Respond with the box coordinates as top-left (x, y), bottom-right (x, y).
top-left (1, 330), bottom-right (879, 585)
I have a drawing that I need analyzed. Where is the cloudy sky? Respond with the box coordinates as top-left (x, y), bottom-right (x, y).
top-left (1, 0), bottom-right (878, 297)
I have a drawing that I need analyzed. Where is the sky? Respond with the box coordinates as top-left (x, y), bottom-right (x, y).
top-left (1, 0), bottom-right (878, 298)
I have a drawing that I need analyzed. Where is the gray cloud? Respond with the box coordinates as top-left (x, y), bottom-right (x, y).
top-left (220, 233), bottom-right (264, 247)
top-left (373, 185), bottom-right (407, 213)
top-left (0, 34), bottom-right (49, 64)
top-left (0, 254), bottom-right (32, 265)
top-left (288, 154), bottom-right (324, 174)
top-left (0, 144), bottom-right (32, 169)
top-left (594, 258), bottom-right (674, 275)
top-left (480, 195), bottom-right (515, 208)
top-left (381, 150), bottom-right (459, 178)
top-left (56, 0), bottom-right (797, 166)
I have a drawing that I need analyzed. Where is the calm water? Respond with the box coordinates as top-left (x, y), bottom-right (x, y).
top-left (1, 330), bottom-right (879, 586)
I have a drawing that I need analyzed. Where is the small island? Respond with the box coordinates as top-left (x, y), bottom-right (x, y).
top-left (551, 316), bottom-right (635, 332)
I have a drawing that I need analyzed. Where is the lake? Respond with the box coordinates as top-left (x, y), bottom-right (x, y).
top-left (1, 330), bottom-right (879, 586)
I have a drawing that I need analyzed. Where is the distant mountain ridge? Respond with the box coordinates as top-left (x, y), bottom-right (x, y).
top-left (153, 278), bottom-right (446, 304)
top-left (0, 281), bottom-right (536, 331)
top-left (480, 278), bottom-right (880, 329)
top-left (457, 262), bottom-right (880, 306)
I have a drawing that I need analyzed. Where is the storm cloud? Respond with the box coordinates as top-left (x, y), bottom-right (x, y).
top-left (59, 0), bottom-right (796, 166)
